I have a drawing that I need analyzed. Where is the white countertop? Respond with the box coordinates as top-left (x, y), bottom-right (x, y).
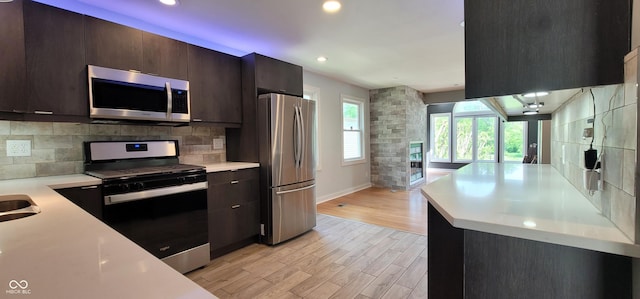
top-left (0, 175), bottom-right (216, 299)
top-left (201, 162), bottom-right (259, 173)
top-left (422, 163), bottom-right (640, 258)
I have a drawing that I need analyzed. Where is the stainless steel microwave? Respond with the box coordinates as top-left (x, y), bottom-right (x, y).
top-left (88, 65), bottom-right (190, 124)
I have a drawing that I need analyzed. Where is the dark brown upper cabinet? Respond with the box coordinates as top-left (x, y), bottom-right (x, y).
top-left (226, 53), bottom-right (303, 162)
top-left (23, 1), bottom-right (87, 119)
top-left (188, 45), bottom-right (241, 125)
top-left (464, 0), bottom-right (631, 99)
top-left (253, 54), bottom-right (303, 97)
top-left (0, 0), bottom-right (27, 114)
top-left (85, 16), bottom-right (143, 72)
top-left (142, 32), bottom-right (188, 80)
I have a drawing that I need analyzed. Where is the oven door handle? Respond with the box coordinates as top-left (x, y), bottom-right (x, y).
top-left (104, 182), bottom-right (208, 205)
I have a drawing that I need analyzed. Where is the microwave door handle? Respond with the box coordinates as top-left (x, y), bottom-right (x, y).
top-left (165, 82), bottom-right (172, 121)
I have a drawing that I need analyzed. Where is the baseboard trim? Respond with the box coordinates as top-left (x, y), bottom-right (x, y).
top-left (316, 182), bottom-right (372, 204)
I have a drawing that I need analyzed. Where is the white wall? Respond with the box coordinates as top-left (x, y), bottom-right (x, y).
top-left (303, 71), bottom-right (371, 202)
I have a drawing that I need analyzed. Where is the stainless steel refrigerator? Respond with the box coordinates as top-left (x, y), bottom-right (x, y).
top-left (257, 93), bottom-right (316, 245)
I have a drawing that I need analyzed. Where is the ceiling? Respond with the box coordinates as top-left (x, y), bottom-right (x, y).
top-left (36, 0), bottom-right (465, 93)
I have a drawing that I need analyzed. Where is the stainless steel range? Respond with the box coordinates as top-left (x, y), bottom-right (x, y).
top-left (84, 140), bottom-right (209, 274)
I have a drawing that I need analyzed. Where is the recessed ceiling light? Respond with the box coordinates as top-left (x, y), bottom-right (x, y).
top-left (159, 0), bottom-right (177, 6)
top-left (323, 1), bottom-right (341, 13)
top-left (523, 220), bottom-right (537, 228)
top-left (317, 56), bottom-right (328, 63)
top-left (523, 91), bottom-right (549, 98)
top-left (527, 102), bottom-right (544, 109)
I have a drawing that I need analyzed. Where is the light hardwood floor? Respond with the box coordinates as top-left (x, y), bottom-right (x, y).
top-left (187, 214), bottom-right (427, 299)
top-left (317, 187), bottom-right (427, 235)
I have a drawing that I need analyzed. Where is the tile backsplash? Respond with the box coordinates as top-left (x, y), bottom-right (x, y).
top-left (0, 121), bottom-right (226, 180)
top-left (551, 83), bottom-right (637, 241)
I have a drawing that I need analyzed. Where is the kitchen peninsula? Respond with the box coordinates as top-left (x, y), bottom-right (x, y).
top-left (422, 163), bottom-right (640, 299)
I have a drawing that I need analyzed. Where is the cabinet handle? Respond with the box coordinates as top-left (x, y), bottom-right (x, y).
top-left (230, 180), bottom-right (239, 184)
top-left (231, 205), bottom-right (241, 209)
top-left (12, 110), bottom-right (26, 113)
top-left (34, 110), bottom-right (53, 115)
top-left (81, 185), bottom-right (98, 190)
top-left (192, 118), bottom-right (203, 122)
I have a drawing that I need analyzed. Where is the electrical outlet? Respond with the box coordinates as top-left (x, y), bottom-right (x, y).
top-left (6, 140), bottom-right (31, 157)
top-left (213, 138), bottom-right (224, 150)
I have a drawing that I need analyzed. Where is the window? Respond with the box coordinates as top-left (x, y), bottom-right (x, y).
top-left (451, 101), bottom-right (498, 162)
top-left (303, 85), bottom-right (321, 170)
top-left (429, 113), bottom-right (451, 162)
top-left (342, 96), bottom-right (365, 164)
top-left (502, 121), bottom-right (527, 162)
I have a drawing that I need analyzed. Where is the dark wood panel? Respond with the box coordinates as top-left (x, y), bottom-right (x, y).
top-left (254, 53), bottom-right (303, 97)
top-left (0, 0), bottom-right (27, 113)
top-left (208, 201), bottom-right (259, 252)
top-left (207, 168), bottom-right (259, 184)
top-left (207, 177), bottom-right (259, 209)
top-left (428, 203), bottom-right (633, 299)
top-left (427, 203), bottom-right (464, 299)
top-left (465, 230), bottom-right (631, 299)
top-left (142, 32), bottom-right (188, 80)
top-left (85, 16), bottom-right (143, 71)
top-left (465, 0), bottom-right (630, 99)
top-left (24, 1), bottom-right (87, 116)
top-left (187, 45), bottom-right (241, 124)
top-left (225, 53), bottom-right (260, 162)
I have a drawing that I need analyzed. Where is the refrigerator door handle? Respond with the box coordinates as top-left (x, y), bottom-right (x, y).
top-left (294, 105), bottom-right (303, 168)
top-left (275, 184), bottom-right (316, 195)
top-left (299, 105), bottom-right (305, 168)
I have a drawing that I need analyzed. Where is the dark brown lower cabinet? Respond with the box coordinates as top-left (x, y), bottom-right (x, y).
top-left (207, 168), bottom-right (260, 258)
top-left (54, 185), bottom-right (103, 220)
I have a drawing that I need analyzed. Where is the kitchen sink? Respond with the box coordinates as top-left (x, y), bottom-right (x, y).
top-left (0, 195), bottom-right (41, 222)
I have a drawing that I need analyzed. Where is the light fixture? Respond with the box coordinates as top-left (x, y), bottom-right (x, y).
top-left (159, 0), bottom-right (177, 6)
top-left (0, 0), bottom-right (14, 2)
top-left (527, 102), bottom-right (544, 109)
top-left (323, 1), bottom-right (341, 13)
top-left (523, 110), bottom-right (538, 115)
top-left (316, 56), bottom-right (328, 63)
top-left (523, 91), bottom-right (549, 98)
top-left (523, 220), bottom-right (537, 228)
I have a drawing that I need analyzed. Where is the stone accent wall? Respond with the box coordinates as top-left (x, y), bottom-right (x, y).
top-left (370, 86), bottom-right (427, 190)
top-left (551, 84), bottom-right (636, 241)
top-left (0, 121), bottom-right (226, 180)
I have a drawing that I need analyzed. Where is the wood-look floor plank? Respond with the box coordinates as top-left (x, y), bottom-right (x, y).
top-left (395, 256), bottom-right (427, 290)
top-left (360, 263), bottom-right (405, 298)
top-left (392, 243), bottom-right (425, 268)
top-left (290, 263), bottom-right (345, 297)
top-left (328, 271), bottom-right (376, 299)
top-left (381, 284), bottom-right (413, 299)
top-left (407, 272), bottom-right (427, 299)
top-left (230, 278), bottom-right (273, 299)
top-left (304, 281), bottom-right (341, 299)
top-left (254, 271), bottom-right (311, 299)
